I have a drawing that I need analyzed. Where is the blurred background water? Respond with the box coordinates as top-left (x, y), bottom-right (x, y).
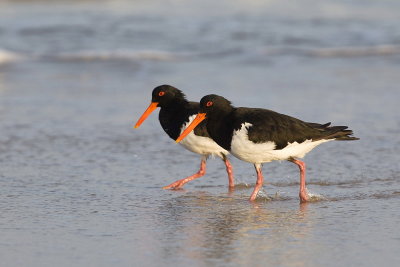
top-left (0, 0), bottom-right (399, 266)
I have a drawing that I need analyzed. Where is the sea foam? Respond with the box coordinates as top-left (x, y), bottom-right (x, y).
top-left (0, 49), bottom-right (21, 64)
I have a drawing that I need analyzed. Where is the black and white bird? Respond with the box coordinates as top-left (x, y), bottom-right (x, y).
top-left (176, 94), bottom-right (359, 202)
top-left (134, 86), bottom-right (234, 189)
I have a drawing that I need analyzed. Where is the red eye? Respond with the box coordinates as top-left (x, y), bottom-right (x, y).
top-left (206, 101), bottom-right (213, 107)
top-left (158, 91), bottom-right (165, 96)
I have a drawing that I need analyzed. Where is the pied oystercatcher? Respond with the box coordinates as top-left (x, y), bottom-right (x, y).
top-left (134, 85), bottom-right (235, 189)
top-left (176, 94), bottom-right (359, 202)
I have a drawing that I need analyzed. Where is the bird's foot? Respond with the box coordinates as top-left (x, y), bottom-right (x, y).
top-left (162, 180), bottom-right (186, 190)
top-left (249, 190), bottom-right (260, 201)
top-left (299, 190), bottom-right (309, 203)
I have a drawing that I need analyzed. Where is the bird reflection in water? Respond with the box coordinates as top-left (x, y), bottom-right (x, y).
top-left (157, 193), bottom-right (315, 266)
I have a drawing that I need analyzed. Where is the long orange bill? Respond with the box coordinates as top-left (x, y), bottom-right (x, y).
top-left (134, 102), bottom-right (159, 128)
top-left (176, 113), bottom-right (207, 143)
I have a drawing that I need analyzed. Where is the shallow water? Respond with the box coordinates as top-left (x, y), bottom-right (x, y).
top-left (1, 0), bottom-right (400, 266)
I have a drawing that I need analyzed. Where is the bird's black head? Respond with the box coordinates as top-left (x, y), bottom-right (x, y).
top-left (199, 94), bottom-right (233, 116)
top-left (134, 84), bottom-right (187, 128)
top-left (151, 84), bottom-right (187, 108)
top-left (175, 94), bottom-right (233, 143)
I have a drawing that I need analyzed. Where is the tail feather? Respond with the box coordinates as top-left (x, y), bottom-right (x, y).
top-left (307, 122), bottom-right (359, 141)
top-left (307, 122), bottom-right (331, 129)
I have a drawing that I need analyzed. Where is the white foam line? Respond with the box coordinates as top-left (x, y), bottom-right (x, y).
top-left (310, 45), bottom-right (400, 57)
top-left (261, 44), bottom-right (400, 57)
top-left (55, 49), bottom-right (187, 62)
top-left (0, 49), bottom-right (21, 64)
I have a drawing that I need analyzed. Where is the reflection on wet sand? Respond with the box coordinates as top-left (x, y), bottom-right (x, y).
top-left (157, 193), bottom-right (317, 266)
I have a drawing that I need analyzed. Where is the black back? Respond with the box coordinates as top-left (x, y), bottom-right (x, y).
top-left (199, 94), bottom-right (358, 150)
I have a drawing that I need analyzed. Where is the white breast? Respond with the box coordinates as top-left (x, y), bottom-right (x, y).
top-left (178, 115), bottom-right (229, 158)
top-left (230, 123), bottom-right (332, 164)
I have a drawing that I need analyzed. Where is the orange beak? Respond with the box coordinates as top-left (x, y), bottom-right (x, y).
top-left (134, 102), bottom-right (159, 128)
top-left (176, 113), bottom-right (207, 143)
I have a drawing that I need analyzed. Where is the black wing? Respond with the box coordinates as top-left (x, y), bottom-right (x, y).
top-left (233, 107), bottom-right (357, 149)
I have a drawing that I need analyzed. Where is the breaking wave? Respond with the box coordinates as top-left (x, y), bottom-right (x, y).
top-left (0, 48), bottom-right (22, 64)
top-left (2, 44), bottom-right (400, 65)
top-left (51, 49), bottom-right (186, 62)
top-left (261, 44), bottom-right (400, 58)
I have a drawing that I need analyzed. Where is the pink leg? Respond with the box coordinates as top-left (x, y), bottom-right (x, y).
top-left (289, 158), bottom-right (309, 203)
top-left (223, 157), bottom-right (235, 188)
top-left (163, 156), bottom-right (207, 189)
top-left (249, 163), bottom-right (264, 201)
